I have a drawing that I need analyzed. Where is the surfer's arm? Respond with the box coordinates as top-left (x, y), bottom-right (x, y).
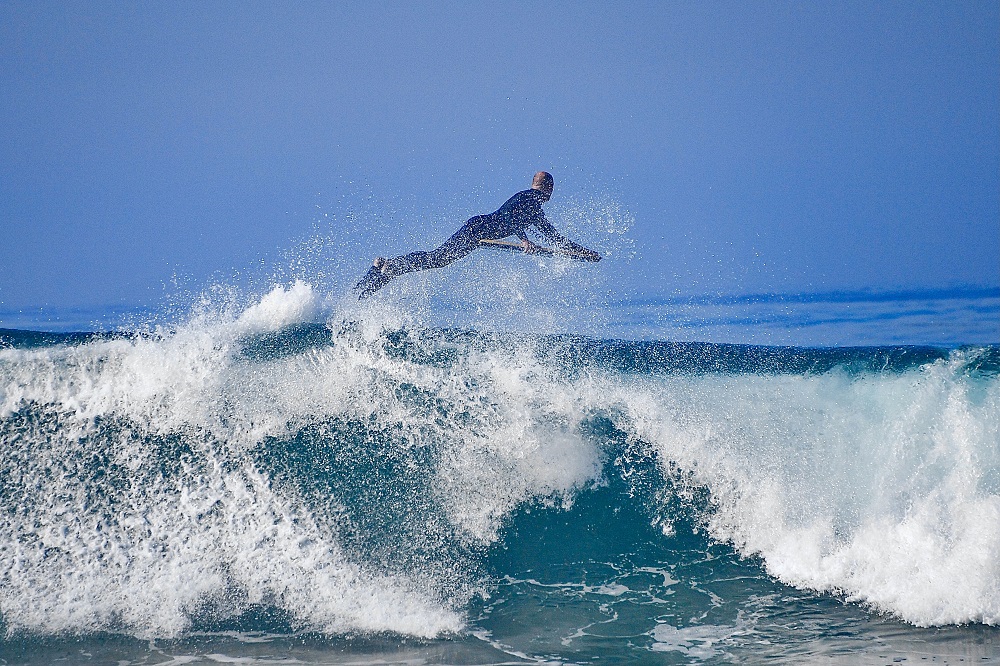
top-left (534, 218), bottom-right (576, 248)
top-left (515, 229), bottom-right (542, 253)
top-left (534, 219), bottom-right (601, 261)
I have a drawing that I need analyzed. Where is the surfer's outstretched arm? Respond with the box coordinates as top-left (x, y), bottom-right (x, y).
top-left (534, 219), bottom-right (601, 261)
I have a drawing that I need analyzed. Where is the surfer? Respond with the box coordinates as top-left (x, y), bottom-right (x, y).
top-left (354, 171), bottom-right (600, 299)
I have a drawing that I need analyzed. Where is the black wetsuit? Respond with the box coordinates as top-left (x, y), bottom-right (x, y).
top-left (383, 189), bottom-right (571, 277)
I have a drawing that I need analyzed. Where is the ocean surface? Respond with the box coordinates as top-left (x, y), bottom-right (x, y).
top-left (1, 283), bottom-right (998, 665)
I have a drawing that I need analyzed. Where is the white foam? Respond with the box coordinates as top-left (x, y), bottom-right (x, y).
top-left (613, 350), bottom-right (1000, 626)
top-left (650, 623), bottom-right (743, 660)
top-left (234, 281), bottom-right (316, 335)
top-left (432, 351), bottom-right (603, 542)
top-left (0, 421), bottom-right (460, 639)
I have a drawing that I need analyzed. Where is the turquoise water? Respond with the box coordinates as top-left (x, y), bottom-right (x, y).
top-left (1, 285), bottom-right (998, 664)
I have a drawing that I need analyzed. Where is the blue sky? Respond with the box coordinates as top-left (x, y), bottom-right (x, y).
top-left (1, 1), bottom-right (998, 310)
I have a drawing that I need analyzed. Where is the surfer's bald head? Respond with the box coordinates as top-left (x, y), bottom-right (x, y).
top-left (532, 171), bottom-right (554, 200)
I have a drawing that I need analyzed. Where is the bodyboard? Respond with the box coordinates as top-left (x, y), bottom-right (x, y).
top-left (479, 239), bottom-right (600, 262)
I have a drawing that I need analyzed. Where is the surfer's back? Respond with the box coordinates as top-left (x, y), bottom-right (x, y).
top-left (474, 189), bottom-right (547, 239)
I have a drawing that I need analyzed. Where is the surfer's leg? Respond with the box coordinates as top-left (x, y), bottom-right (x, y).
top-left (420, 224), bottom-right (480, 268)
top-left (357, 218), bottom-right (484, 298)
top-left (355, 259), bottom-right (394, 299)
top-left (382, 220), bottom-right (481, 277)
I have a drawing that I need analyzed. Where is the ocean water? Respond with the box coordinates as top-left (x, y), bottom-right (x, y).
top-left (1, 282), bottom-right (998, 665)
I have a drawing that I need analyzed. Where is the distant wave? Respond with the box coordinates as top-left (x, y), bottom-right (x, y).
top-left (599, 285), bottom-right (1000, 346)
top-left (617, 285), bottom-right (1000, 308)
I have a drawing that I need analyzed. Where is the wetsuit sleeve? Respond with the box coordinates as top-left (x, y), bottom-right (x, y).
top-left (534, 218), bottom-right (572, 249)
top-left (534, 217), bottom-right (597, 256)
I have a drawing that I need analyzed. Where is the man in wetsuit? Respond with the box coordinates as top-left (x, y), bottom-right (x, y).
top-left (355, 171), bottom-right (600, 299)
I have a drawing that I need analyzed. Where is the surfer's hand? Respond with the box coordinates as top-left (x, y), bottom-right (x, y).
top-left (565, 243), bottom-right (601, 262)
top-left (521, 239), bottom-right (540, 254)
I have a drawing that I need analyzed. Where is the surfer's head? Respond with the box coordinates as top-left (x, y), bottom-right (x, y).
top-left (532, 171), bottom-right (554, 200)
